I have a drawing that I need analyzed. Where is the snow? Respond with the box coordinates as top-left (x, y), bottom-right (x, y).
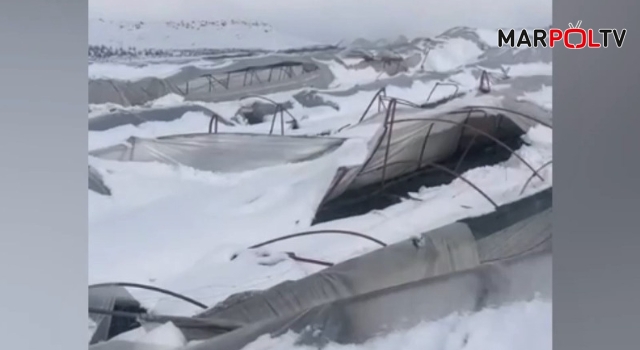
top-left (89, 103), bottom-right (125, 119)
top-left (86, 68), bottom-right (496, 152)
top-left (112, 322), bottom-right (187, 349)
top-left (518, 85), bottom-right (553, 111)
top-left (88, 111), bottom-right (212, 151)
top-left (137, 323), bottom-right (187, 348)
top-left (87, 23), bottom-right (553, 348)
top-left (424, 38), bottom-right (484, 72)
top-left (88, 139), bottom-right (368, 285)
top-left (88, 60), bottom-right (226, 81)
top-left (324, 60), bottom-right (386, 89)
top-left (503, 62), bottom-right (552, 77)
top-left (474, 28), bottom-right (500, 47)
top-left (240, 299), bottom-right (551, 350)
top-left (150, 94), bottom-right (187, 107)
top-left (89, 18), bottom-right (321, 51)
top-left (127, 123), bottom-right (552, 316)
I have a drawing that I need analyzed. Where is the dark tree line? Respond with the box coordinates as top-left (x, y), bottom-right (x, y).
top-left (88, 45), bottom-right (171, 59)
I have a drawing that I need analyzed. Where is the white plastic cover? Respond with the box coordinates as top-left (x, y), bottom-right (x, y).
top-left (89, 133), bottom-right (346, 174)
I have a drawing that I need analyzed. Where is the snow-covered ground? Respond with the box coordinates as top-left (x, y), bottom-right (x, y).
top-left (99, 299), bottom-right (551, 350)
top-left (242, 299), bottom-right (552, 350)
top-left (518, 85), bottom-right (553, 111)
top-left (88, 25), bottom-right (552, 350)
top-left (86, 73), bottom-right (488, 151)
top-left (90, 122), bottom-right (551, 318)
top-left (88, 59), bottom-right (231, 80)
top-left (89, 18), bottom-right (322, 52)
top-left (423, 38), bottom-right (485, 72)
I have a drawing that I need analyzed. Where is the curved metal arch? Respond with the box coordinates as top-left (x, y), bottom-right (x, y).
top-left (247, 229), bottom-right (387, 250)
top-left (332, 98), bottom-right (550, 206)
top-left (426, 82), bottom-right (460, 102)
top-left (270, 107), bottom-right (285, 136)
top-left (356, 100), bottom-right (398, 173)
top-left (334, 123), bottom-right (353, 134)
top-left (520, 160), bottom-right (553, 195)
top-left (356, 159), bottom-right (499, 209)
top-left (239, 94), bottom-right (299, 124)
top-left (89, 282), bottom-right (208, 310)
top-left (379, 95), bottom-right (423, 109)
top-left (385, 116), bottom-right (545, 182)
top-left (238, 94), bottom-right (300, 136)
top-left (380, 99), bottom-right (400, 184)
top-left (449, 105), bottom-right (553, 129)
top-left (358, 87), bottom-right (388, 123)
top-left (285, 252), bottom-right (334, 267)
top-left (229, 250), bottom-right (335, 268)
top-left (207, 111), bottom-right (226, 134)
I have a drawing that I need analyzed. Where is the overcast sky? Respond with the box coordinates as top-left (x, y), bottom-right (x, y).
top-left (89, 0), bottom-right (552, 43)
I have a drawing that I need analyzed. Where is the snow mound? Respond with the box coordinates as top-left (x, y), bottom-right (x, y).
top-left (424, 38), bottom-right (484, 72)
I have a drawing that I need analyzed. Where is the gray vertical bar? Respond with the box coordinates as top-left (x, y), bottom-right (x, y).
top-left (0, 1), bottom-right (87, 350)
top-left (555, 0), bottom-right (640, 349)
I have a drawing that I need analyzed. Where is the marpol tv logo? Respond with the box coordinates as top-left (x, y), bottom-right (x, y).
top-left (498, 21), bottom-right (627, 49)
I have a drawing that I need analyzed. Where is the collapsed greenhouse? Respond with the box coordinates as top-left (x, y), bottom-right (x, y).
top-left (88, 28), bottom-right (553, 350)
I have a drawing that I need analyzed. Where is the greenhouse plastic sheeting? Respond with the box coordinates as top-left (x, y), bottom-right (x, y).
top-left (90, 189), bottom-right (552, 347)
top-left (88, 105), bottom-right (231, 132)
top-left (88, 55), bottom-right (334, 107)
top-left (337, 96), bottom-right (551, 190)
top-left (194, 189), bottom-right (551, 333)
top-left (89, 133), bottom-right (346, 174)
top-left (198, 222), bottom-right (481, 325)
top-left (188, 247), bottom-right (551, 350)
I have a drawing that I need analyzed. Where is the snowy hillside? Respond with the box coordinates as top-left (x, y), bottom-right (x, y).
top-left (89, 18), bottom-right (321, 57)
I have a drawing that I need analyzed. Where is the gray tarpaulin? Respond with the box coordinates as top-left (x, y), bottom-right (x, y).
top-left (476, 208), bottom-right (551, 261)
top-left (197, 222), bottom-right (480, 326)
top-left (465, 188), bottom-right (553, 261)
top-left (89, 133), bottom-right (346, 173)
top-left (88, 105), bottom-right (232, 132)
top-left (89, 55), bottom-right (335, 107)
top-left (187, 189), bottom-right (551, 343)
top-left (350, 108), bottom-right (469, 188)
top-left (89, 78), bottom-right (184, 107)
top-left (89, 188), bottom-right (551, 348)
top-left (187, 247), bottom-right (551, 350)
